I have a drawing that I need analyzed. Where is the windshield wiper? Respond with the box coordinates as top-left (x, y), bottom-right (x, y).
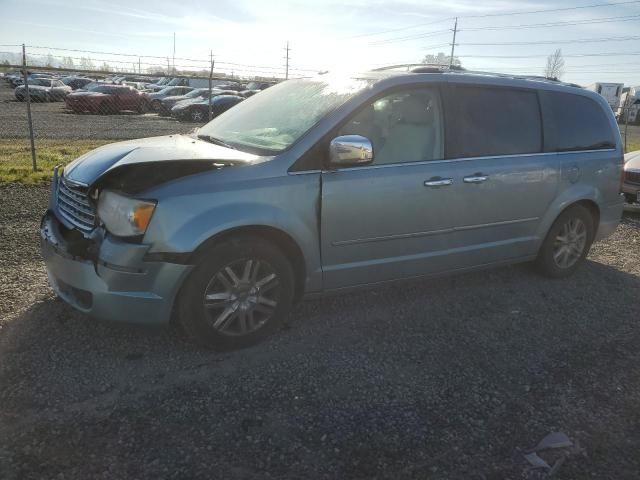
top-left (197, 134), bottom-right (237, 150)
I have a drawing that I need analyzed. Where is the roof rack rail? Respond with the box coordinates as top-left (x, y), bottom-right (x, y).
top-left (370, 64), bottom-right (582, 88)
top-left (452, 69), bottom-right (583, 88)
top-left (372, 63), bottom-right (464, 72)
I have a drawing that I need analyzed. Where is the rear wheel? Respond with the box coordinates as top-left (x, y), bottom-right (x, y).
top-left (138, 101), bottom-right (150, 114)
top-left (178, 236), bottom-right (295, 349)
top-left (536, 205), bottom-right (595, 278)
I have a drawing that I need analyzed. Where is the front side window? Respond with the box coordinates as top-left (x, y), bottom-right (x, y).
top-left (338, 88), bottom-right (443, 165)
top-left (445, 86), bottom-right (542, 159)
top-left (539, 91), bottom-right (616, 152)
top-left (198, 77), bottom-right (373, 154)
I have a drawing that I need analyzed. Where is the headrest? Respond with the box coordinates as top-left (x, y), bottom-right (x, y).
top-left (398, 99), bottom-right (433, 125)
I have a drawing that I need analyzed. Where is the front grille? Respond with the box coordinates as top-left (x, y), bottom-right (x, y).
top-left (625, 170), bottom-right (640, 186)
top-left (56, 177), bottom-right (96, 233)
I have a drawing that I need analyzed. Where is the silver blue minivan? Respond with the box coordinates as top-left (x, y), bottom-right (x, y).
top-left (41, 69), bottom-right (624, 348)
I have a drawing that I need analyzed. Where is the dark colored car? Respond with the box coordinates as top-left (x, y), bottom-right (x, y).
top-left (65, 85), bottom-right (151, 114)
top-left (62, 77), bottom-right (94, 90)
top-left (166, 89), bottom-right (239, 116)
top-left (158, 88), bottom-right (210, 115)
top-left (171, 94), bottom-right (243, 122)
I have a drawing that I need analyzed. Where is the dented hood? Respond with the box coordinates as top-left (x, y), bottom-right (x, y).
top-left (63, 134), bottom-right (260, 185)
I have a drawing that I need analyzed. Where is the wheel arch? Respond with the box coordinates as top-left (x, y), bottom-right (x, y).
top-left (189, 225), bottom-right (307, 304)
top-left (537, 197), bottom-right (601, 253)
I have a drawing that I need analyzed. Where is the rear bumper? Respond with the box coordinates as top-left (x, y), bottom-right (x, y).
top-left (41, 212), bottom-right (192, 325)
top-left (595, 199), bottom-right (625, 241)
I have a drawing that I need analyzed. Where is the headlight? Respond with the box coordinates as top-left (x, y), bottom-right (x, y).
top-left (97, 190), bottom-right (156, 237)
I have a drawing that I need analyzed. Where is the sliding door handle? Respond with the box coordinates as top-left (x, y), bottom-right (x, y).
top-left (463, 175), bottom-right (488, 184)
top-left (424, 178), bottom-right (453, 187)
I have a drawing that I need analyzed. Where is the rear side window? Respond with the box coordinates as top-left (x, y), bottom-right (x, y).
top-left (445, 86), bottom-right (542, 159)
top-left (539, 91), bottom-right (616, 152)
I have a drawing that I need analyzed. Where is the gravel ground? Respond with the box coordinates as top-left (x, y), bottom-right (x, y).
top-left (0, 82), bottom-right (198, 140)
top-left (0, 183), bottom-right (639, 479)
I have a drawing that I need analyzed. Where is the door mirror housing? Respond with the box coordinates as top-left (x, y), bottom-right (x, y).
top-left (329, 135), bottom-right (373, 167)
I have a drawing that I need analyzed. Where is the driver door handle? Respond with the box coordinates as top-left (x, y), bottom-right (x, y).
top-left (463, 175), bottom-right (489, 184)
top-left (424, 178), bottom-right (453, 187)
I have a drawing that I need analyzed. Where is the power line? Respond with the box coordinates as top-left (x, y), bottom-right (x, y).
top-left (458, 51), bottom-right (640, 59)
top-left (461, 14), bottom-right (640, 31)
top-left (341, 0), bottom-right (640, 41)
top-left (368, 13), bottom-right (640, 45)
top-left (15, 52), bottom-right (289, 76)
top-left (20, 44), bottom-right (319, 74)
top-left (460, 35), bottom-right (640, 46)
top-left (368, 28), bottom-right (452, 46)
top-left (343, 17), bottom-right (453, 40)
top-left (463, 0), bottom-right (640, 18)
top-left (420, 43), bottom-right (451, 51)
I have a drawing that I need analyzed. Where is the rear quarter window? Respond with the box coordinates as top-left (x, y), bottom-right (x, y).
top-left (539, 91), bottom-right (616, 152)
top-left (444, 86), bottom-right (542, 159)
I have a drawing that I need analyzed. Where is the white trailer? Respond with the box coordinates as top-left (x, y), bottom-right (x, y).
top-left (586, 82), bottom-right (624, 111)
top-left (618, 86), bottom-right (640, 124)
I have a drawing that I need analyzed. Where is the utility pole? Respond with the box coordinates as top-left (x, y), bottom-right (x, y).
top-left (166, 57), bottom-right (170, 75)
top-left (208, 50), bottom-right (214, 122)
top-left (138, 57), bottom-right (141, 74)
top-left (284, 41), bottom-right (290, 80)
top-left (449, 17), bottom-right (458, 69)
top-left (172, 32), bottom-right (176, 73)
top-left (22, 44), bottom-right (37, 172)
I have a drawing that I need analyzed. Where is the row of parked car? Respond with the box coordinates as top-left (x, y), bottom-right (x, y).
top-left (2, 70), bottom-right (272, 122)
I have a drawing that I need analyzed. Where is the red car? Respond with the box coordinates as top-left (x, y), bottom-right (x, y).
top-left (65, 84), bottom-right (151, 114)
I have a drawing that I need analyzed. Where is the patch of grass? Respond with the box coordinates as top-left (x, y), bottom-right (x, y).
top-left (625, 142), bottom-right (640, 153)
top-left (0, 140), bottom-right (110, 184)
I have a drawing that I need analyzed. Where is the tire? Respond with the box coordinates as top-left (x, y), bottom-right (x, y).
top-left (138, 101), bottom-right (150, 114)
top-left (151, 100), bottom-right (162, 112)
top-left (178, 236), bottom-right (295, 350)
top-left (535, 205), bottom-right (595, 278)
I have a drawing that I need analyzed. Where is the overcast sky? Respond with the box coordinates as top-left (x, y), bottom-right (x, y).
top-left (1, 0), bottom-right (639, 85)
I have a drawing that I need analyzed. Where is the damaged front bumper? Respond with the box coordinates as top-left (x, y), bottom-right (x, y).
top-left (40, 211), bottom-right (192, 326)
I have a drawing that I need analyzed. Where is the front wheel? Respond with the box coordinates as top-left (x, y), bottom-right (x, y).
top-left (536, 205), bottom-right (595, 278)
top-left (178, 236), bottom-right (295, 349)
top-left (190, 109), bottom-right (205, 122)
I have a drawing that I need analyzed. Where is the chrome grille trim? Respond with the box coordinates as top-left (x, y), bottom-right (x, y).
top-left (56, 178), bottom-right (96, 232)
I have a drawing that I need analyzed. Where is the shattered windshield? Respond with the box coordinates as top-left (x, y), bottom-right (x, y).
top-left (197, 77), bottom-right (372, 154)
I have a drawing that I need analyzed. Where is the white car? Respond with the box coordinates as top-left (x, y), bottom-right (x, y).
top-left (623, 150), bottom-right (640, 204)
top-left (14, 78), bottom-right (72, 102)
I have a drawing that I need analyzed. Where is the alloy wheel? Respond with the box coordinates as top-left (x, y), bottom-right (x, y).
top-left (191, 110), bottom-right (204, 122)
top-left (203, 258), bottom-right (280, 336)
top-left (552, 217), bottom-right (587, 269)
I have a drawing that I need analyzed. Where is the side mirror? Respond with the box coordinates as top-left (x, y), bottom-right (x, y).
top-left (329, 135), bottom-right (373, 167)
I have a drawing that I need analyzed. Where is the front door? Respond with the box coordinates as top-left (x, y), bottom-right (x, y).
top-left (321, 87), bottom-right (467, 289)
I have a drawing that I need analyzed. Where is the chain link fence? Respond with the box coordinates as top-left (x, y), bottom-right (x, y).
top-left (0, 45), bottom-right (279, 182)
top-left (3, 44), bottom-right (640, 183)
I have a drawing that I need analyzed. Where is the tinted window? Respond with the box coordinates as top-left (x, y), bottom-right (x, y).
top-left (539, 91), bottom-right (616, 152)
top-left (338, 88), bottom-right (444, 165)
top-left (445, 86), bottom-right (542, 158)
